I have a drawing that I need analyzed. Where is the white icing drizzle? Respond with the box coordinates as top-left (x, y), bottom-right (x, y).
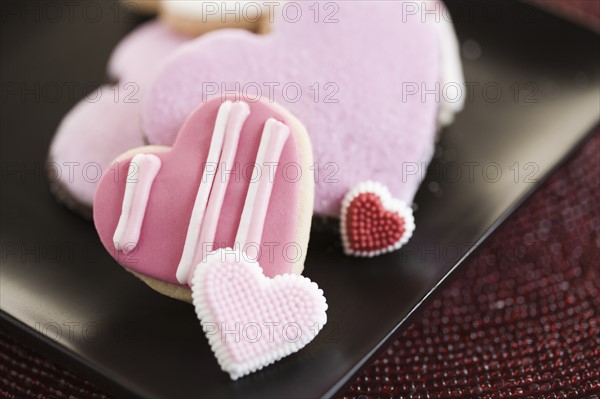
top-left (175, 101), bottom-right (233, 284)
top-left (186, 101), bottom-right (251, 283)
top-left (175, 106), bottom-right (290, 285)
top-left (235, 118), bottom-right (289, 259)
top-left (113, 153), bottom-right (162, 253)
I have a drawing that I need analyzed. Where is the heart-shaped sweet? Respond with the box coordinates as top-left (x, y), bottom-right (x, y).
top-left (94, 96), bottom-right (314, 300)
top-left (142, 0), bottom-right (464, 218)
top-left (48, 21), bottom-right (190, 216)
top-left (191, 248), bottom-right (327, 380)
top-left (341, 181), bottom-right (415, 257)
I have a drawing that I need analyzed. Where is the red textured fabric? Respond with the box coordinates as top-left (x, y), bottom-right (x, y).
top-left (0, 332), bottom-right (109, 399)
top-left (344, 132), bottom-right (600, 398)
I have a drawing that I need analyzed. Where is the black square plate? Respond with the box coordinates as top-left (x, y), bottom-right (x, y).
top-left (1, 1), bottom-right (598, 398)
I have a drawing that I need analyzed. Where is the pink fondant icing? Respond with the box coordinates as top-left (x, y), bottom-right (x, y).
top-left (48, 21), bottom-right (189, 207)
top-left (94, 97), bottom-right (303, 284)
top-left (142, 1), bottom-right (447, 217)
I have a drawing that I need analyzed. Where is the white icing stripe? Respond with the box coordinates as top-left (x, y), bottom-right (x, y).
top-left (234, 119), bottom-right (275, 248)
top-left (113, 154), bottom-right (162, 254)
top-left (186, 102), bottom-right (251, 282)
top-left (245, 121), bottom-right (289, 253)
top-left (120, 155), bottom-right (162, 253)
top-left (176, 101), bottom-right (233, 284)
top-left (235, 118), bottom-right (289, 257)
top-left (113, 154), bottom-right (143, 251)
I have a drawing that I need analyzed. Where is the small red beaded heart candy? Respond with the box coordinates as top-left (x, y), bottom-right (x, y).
top-left (340, 181), bottom-right (415, 257)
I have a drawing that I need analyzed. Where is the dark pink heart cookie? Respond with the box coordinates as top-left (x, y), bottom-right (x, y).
top-left (94, 96), bottom-right (314, 300)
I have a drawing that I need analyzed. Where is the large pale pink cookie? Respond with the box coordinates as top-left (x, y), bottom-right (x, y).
top-left (94, 97), bottom-right (314, 301)
top-left (48, 21), bottom-right (189, 216)
top-left (142, 0), bottom-right (464, 217)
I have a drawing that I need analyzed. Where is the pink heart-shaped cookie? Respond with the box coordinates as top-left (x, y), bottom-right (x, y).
top-left (341, 181), bottom-right (415, 257)
top-left (48, 21), bottom-right (189, 216)
top-left (94, 96), bottom-right (314, 300)
top-left (142, 0), bottom-right (464, 218)
top-left (192, 248), bottom-right (327, 380)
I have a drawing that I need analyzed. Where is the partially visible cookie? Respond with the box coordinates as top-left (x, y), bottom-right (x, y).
top-left (159, 1), bottom-right (271, 36)
top-left (47, 21), bottom-right (189, 217)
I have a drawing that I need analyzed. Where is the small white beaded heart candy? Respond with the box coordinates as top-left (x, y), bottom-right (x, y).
top-left (191, 249), bottom-right (327, 380)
